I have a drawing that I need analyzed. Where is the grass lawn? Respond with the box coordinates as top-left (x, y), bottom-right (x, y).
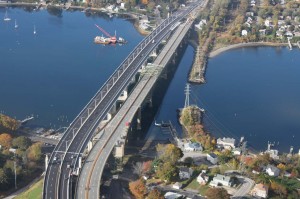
top-left (15, 179), bottom-right (43, 199)
top-left (186, 178), bottom-right (209, 195)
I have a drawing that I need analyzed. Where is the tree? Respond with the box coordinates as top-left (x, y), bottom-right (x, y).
top-left (142, 161), bottom-right (152, 174)
top-left (156, 144), bottom-right (183, 164)
top-left (156, 162), bottom-right (177, 182)
top-left (270, 181), bottom-right (287, 197)
top-left (0, 133), bottom-right (13, 149)
top-left (12, 136), bottom-right (32, 150)
top-left (205, 187), bottom-right (230, 199)
top-left (27, 142), bottom-right (42, 162)
top-left (133, 162), bottom-right (144, 177)
top-left (0, 168), bottom-right (8, 184)
top-left (147, 189), bottom-right (164, 199)
top-left (129, 179), bottom-right (147, 199)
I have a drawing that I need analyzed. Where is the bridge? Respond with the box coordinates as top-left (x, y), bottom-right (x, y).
top-left (43, 1), bottom-right (203, 199)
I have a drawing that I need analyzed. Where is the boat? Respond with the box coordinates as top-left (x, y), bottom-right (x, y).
top-left (117, 37), bottom-right (127, 44)
top-left (14, 20), bottom-right (18, 29)
top-left (94, 36), bottom-right (110, 44)
top-left (33, 25), bottom-right (37, 35)
top-left (3, 10), bottom-right (11, 21)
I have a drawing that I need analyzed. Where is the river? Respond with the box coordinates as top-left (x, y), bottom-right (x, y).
top-left (0, 7), bottom-right (143, 129)
top-left (147, 45), bottom-right (300, 152)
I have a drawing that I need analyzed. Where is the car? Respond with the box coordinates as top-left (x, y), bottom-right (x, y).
top-left (152, 40), bottom-right (155, 43)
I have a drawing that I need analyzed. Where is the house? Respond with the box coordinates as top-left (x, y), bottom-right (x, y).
top-left (246, 12), bottom-right (254, 17)
top-left (197, 170), bottom-right (209, 185)
top-left (265, 19), bottom-right (273, 27)
top-left (217, 137), bottom-right (236, 149)
top-left (207, 153), bottom-right (218, 164)
top-left (294, 32), bottom-right (300, 37)
top-left (285, 31), bottom-right (294, 38)
top-left (164, 192), bottom-right (184, 199)
top-left (244, 22), bottom-right (251, 28)
top-left (259, 29), bottom-right (266, 36)
top-left (210, 174), bottom-right (233, 187)
top-left (195, 19), bottom-right (207, 31)
top-left (173, 182), bottom-right (182, 189)
top-left (179, 167), bottom-right (193, 180)
top-left (233, 148), bottom-right (242, 155)
top-left (184, 142), bottom-right (203, 152)
top-left (266, 164), bottom-right (280, 177)
top-left (251, 183), bottom-right (268, 198)
top-left (9, 148), bottom-right (16, 153)
top-left (241, 30), bottom-right (248, 36)
top-left (250, 0), bottom-right (256, 6)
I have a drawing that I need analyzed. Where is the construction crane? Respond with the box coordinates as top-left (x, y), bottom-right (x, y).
top-left (95, 24), bottom-right (116, 44)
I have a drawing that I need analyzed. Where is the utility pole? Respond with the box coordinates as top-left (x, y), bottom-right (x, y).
top-left (184, 83), bottom-right (191, 108)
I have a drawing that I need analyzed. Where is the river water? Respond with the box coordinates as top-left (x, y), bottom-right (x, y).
top-left (1, 8), bottom-right (299, 152)
top-left (0, 7), bottom-right (143, 128)
top-left (147, 46), bottom-right (300, 152)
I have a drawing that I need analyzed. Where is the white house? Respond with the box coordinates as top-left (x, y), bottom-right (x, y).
top-left (266, 164), bottom-right (280, 177)
top-left (217, 137), bottom-right (236, 149)
top-left (251, 183), bottom-right (268, 198)
top-left (210, 174), bottom-right (233, 187)
top-left (179, 167), bottom-right (193, 180)
top-left (207, 153), bottom-right (218, 164)
top-left (184, 142), bottom-right (203, 152)
top-left (197, 170), bottom-right (209, 185)
top-left (9, 148), bottom-right (16, 153)
top-left (241, 30), bottom-right (248, 36)
top-left (233, 148), bottom-right (242, 155)
top-left (164, 192), bottom-right (183, 199)
top-left (173, 182), bottom-right (182, 189)
top-left (195, 19), bottom-right (207, 31)
top-left (265, 19), bottom-right (273, 27)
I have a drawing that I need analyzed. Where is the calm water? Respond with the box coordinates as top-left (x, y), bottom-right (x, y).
top-left (147, 46), bottom-right (300, 152)
top-left (0, 7), bottom-right (143, 128)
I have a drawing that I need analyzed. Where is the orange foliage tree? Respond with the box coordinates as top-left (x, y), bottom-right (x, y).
top-left (129, 179), bottom-right (147, 199)
top-left (147, 189), bottom-right (164, 199)
top-left (0, 133), bottom-right (13, 149)
top-left (142, 160), bottom-right (152, 174)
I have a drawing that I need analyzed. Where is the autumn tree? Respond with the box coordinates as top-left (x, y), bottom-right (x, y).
top-left (205, 187), bottom-right (230, 199)
top-left (147, 189), bottom-right (164, 199)
top-left (0, 133), bottom-right (13, 149)
top-left (12, 136), bottom-right (32, 150)
top-left (270, 181), bottom-right (287, 197)
top-left (156, 162), bottom-right (178, 182)
top-left (27, 142), bottom-right (42, 162)
top-left (129, 179), bottom-right (147, 199)
top-left (156, 144), bottom-right (183, 164)
top-left (142, 160), bottom-right (152, 174)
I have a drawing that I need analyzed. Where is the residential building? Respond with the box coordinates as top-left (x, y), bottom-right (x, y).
top-left (195, 19), bottom-right (207, 31)
top-left (242, 30), bottom-right (248, 36)
top-left (179, 167), bottom-right (193, 180)
top-left (217, 137), bottom-right (236, 149)
top-left (173, 182), bottom-right (182, 189)
top-left (233, 148), bottom-right (242, 155)
top-left (184, 142), bottom-right (203, 152)
top-left (197, 170), bottom-right (209, 185)
top-left (266, 164), bottom-right (280, 177)
top-left (251, 183), bottom-right (268, 198)
top-left (207, 153), bottom-right (218, 164)
top-left (210, 174), bottom-right (233, 187)
top-left (164, 192), bottom-right (184, 199)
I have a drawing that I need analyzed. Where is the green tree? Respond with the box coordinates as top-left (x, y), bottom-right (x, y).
top-left (147, 189), bottom-right (164, 199)
top-left (205, 187), bottom-right (230, 199)
top-left (156, 144), bottom-right (183, 164)
top-left (12, 136), bottom-right (32, 150)
top-left (0, 168), bottom-right (8, 184)
top-left (27, 142), bottom-right (42, 162)
top-left (156, 162), bottom-right (178, 182)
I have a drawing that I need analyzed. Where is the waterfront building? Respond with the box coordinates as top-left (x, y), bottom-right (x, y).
top-left (217, 137), bottom-right (236, 149)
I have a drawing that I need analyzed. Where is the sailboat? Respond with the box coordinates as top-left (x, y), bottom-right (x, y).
top-left (14, 19), bottom-right (18, 28)
top-left (33, 25), bottom-right (37, 35)
top-left (3, 10), bottom-right (11, 21)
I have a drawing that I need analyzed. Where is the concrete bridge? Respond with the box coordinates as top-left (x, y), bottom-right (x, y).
top-left (43, 1), bottom-right (204, 199)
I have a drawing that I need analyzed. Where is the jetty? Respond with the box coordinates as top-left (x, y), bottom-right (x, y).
top-left (20, 116), bottom-right (34, 124)
top-left (288, 38), bottom-right (292, 50)
top-left (297, 41), bottom-right (300, 49)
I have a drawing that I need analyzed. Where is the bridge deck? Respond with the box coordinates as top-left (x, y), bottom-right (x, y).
top-left (76, 19), bottom-right (194, 199)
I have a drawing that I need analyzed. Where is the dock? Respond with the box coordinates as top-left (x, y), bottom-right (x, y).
top-left (297, 41), bottom-right (300, 49)
top-left (288, 38), bottom-right (292, 50)
top-left (20, 116), bottom-right (34, 124)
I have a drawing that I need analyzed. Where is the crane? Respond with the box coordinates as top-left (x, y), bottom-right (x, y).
top-left (95, 24), bottom-right (116, 44)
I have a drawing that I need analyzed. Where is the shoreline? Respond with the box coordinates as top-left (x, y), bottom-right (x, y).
top-left (209, 42), bottom-right (289, 58)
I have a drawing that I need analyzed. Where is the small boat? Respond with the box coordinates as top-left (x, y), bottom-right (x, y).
top-left (33, 25), bottom-right (37, 35)
top-left (3, 10), bottom-right (11, 21)
top-left (14, 20), bottom-right (18, 29)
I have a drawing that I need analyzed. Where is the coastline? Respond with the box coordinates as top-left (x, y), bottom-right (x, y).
top-left (209, 42), bottom-right (288, 58)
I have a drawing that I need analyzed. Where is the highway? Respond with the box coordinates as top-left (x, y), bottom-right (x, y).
top-left (76, 11), bottom-right (200, 199)
top-left (43, 2), bottom-right (202, 199)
